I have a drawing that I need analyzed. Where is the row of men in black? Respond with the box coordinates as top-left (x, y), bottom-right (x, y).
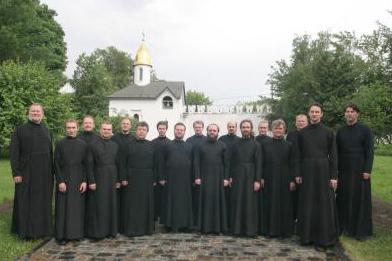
top-left (10, 102), bottom-right (373, 252)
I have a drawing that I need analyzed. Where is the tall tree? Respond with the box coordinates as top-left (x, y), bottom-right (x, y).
top-left (0, 0), bottom-right (67, 73)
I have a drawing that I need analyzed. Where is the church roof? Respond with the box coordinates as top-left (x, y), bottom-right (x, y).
top-left (134, 41), bottom-right (152, 66)
top-left (108, 81), bottom-right (185, 100)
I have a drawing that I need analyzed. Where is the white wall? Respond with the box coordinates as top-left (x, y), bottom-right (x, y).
top-left (109, 90), bottom-right (184, 139)
top-left (133, 65), bottom-right (152, 86)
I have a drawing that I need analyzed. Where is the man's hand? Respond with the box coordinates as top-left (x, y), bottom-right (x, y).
top-left (260, 179), bottom-right (265, 188)
top-left (195, 179), bottom-right (201, 185)
top-left (223, 179), bottom-right (229, 187)
top-left (330, 179), bottom-right (338, 190)
top-left (116, 182), bottom-right (121, 189)
top-left (14, 176), bottom-right (23, 184)
top-left (80, 182), bottom-right (87, 193)
top-left (89, 183), bottom-right (97, 191)
top-left (121, 180), bottom-right (128, 186)
top-left (295, 177), bottom-right (302, 184)
top-left (159, 180), bottom-right (166, 186)
top-left (289, 182), bottom-right (296, 191)
top-left (229, 178), bottom-right (233, 187)
top-left (58, 182), bottom-right (67, 193)
top-left (254, 181), bottom-right (261, 191)
top-left (363, 173), bottom-right (371, 180)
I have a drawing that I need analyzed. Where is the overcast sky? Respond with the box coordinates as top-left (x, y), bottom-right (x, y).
top-left (41, 0), bottom-right (391, 104)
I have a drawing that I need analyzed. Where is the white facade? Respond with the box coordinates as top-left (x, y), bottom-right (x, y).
top-left (109, 89), bottom-right (184, 139)
top-left (134, 64), bottom-right (152, 86)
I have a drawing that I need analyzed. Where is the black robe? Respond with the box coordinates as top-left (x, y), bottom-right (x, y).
top-left (10, 121), bottom-right (54, 239)
top-left (78, 131), bottom-right (100, 145)
top-left (54, 137), bottom-right (89, 240)
top-left (151, 136), bottom-right (171, 221)
top-left (120, 139), bottom-right (156, 236)
top-left (336, 123), bottom-right (374, 238)
top-left (260, 138), bottom-right (295, 237)
top-left (194, 139), bottom-right (229, 233)
top-left (111, 132), bottom-right (135, 231)
top-left (297, 123), bottom-right (339, 246)
top-left (286, 130), bottom-right (300, 221)
top-left (186, 134), bottom-right (207, 227)
top-left (218, 134), bottom-right (240, 230)
top-left (229, 137), bottom-right (261, 236)
top-left (160, 139), bottom-right (193, 230)
top-left (85, 138), bottom-right (119, 238)
top-left (255, 134), bottom-right (272, 145)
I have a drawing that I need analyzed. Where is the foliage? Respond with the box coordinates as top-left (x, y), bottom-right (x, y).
top-left (71, 47), bottom-right (133, 118)
top-left (0, 0), bottom-right (67, 74)
top-left (266, 32), bottom-right (365, 131)
top-left (375, 144), bottom-right (392, 157)
top-left (0, 61), bottom-right (73, 150)
top-left (186, 90), bottom-right (212, 105)
top-left (352, 83), bottom-right (392, 143)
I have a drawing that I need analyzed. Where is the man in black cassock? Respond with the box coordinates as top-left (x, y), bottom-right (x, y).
top-left (194, 124), bottom-right (229, 234)
top-left (120, 121), bottom-right (156, 236)
top-left (286, 114), bottom-right (308, 223)
top-left (186, 120), bottom-right (207, 227)
top-left (255, 120), bottom-right (272, 144)
top-left (296, 103), bottom-right (339, 251)
top-left (78, 116), bottom-right (100, 145)
top-left (10, 103), bottom-right (53, 239)
top-left (85, 122), bottom-right (120, 239)
top-left (336, 103), bottom-right (374, 240)
top-left (260, 119), bottom-right (296, 238)
top-left (230, 119), bottom-right (261, 237)
top-left (54, 120), bottom-right (88, 244)
top-left (151, 121), bottom-right (171, 222)
top-left (112, 117), bottom-right (134, 231)
top-left (218, 121), bottom-right (240, 230)
top-left (159, 122), bottom-right (193, 232)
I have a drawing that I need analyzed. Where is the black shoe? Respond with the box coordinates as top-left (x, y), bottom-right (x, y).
top-left (315, 245), bottom-right (327, 252)
top-left (57, 239), bottom-right (68, 245)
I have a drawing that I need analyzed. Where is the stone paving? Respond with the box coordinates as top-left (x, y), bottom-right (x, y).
top-left (21, 227), bottom-right (347, 261)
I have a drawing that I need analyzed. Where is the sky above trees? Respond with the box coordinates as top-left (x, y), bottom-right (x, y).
top-left (41, 0), bottom-right (391, 104)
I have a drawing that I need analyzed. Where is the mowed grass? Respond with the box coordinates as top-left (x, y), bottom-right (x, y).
top-left (371, 156), bottom-right (392, 201)
top-left (0, 160), bottom-right (42, 260)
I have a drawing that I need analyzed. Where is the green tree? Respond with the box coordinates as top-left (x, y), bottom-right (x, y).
top-left (0, 61), bottom-right (73, 150)
top-left (267, 32), bottom-right (365, 130)
top-left (186, 90), bottom-right (212, 105)
top-left (0, 0), bottom-right (67, 73)
top-left (71, 53), bottom-right (113, 118)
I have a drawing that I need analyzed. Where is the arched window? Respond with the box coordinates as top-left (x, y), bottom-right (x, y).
top-left (162, 96), bottom-right (173, 109)
top-left (133, 113), bottom-right (139, 121)
top-left (139, 67), bottom-right (143, 81)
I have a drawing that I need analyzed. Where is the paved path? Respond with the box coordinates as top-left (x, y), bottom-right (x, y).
top-left (22, 230), bottom-right (346, 261)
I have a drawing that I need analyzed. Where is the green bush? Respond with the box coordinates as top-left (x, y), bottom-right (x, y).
top-left (374, 144), bottom-right (392, 156)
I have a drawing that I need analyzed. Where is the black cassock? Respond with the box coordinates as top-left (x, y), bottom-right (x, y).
top-left (336, 123), bottom-right (374, 238)
top-left (151, 136), bottom-right (171, 221)
top-left (54, 137), bottom-right (89, 241)
top-left (219, 134), bottom-right (240, 230)
top-left (85, 138), bottom-right (119, 238)
top-left (255, 134), bottom-right (272, 144)
top-left (230, 137), bottom-right (261, 236)
top-left (297, 123), bottom-right (339, 246)
top-left (112, 132), bottom-right (135, 231)
top-left (286, 130), bottom-right (300, 221)
top-left (79, 131), bottom-right (100, 145)
top-left (120, 139), bottom-right (156, 236)
top-left (160, 139), bottom-right (193, 230)
top-left (10, 121), bottom-right (54, 239)
top-left (194, 139), bottom-right (229, 233)
top-left (260, 138), bottom-right (295, 237)
top-left (186, 134), bottom-right (207, 227)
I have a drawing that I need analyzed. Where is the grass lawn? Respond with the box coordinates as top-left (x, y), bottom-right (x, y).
top-left (0, 160), bottom-right (42, 260)
top-left (370, 156), bottom-right (392, 201)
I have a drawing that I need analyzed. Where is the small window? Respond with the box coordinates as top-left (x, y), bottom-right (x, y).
top-left (139, 67), bottom-right (143, 81)
top-left (133, 113), bottom-right (139, 121)
top-left (162, 96), bottom-right (173, 109)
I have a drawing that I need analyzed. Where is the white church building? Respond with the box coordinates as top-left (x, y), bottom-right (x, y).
top-left (108, 41), bottom-right (269, 139)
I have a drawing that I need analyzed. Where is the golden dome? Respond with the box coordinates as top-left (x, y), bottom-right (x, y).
top-left (134, 41), bottom-right (152, 66)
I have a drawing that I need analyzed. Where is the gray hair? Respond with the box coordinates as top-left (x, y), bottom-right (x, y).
top-left (271, 119), bottom-right (286, 130)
